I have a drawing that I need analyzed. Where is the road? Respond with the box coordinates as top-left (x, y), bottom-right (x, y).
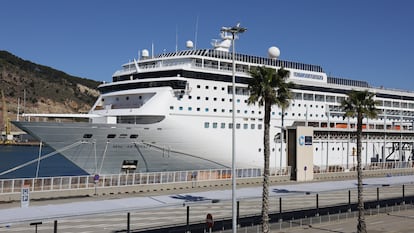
top-left (1, 175), bottom-right (414, 232)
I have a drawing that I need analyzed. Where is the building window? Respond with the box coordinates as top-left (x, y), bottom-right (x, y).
top-left (213, 122), bottom-right (218, 128)
top-left (243, 124), bottom-right (248, 129)
top-left (251, 124), bottom-right (255, 129)
top-left (188, 107), bottom-right (192, 111)
top-left (221, 123), bottom-right (226, 128)
top-left (204, 122), bottom-right (210, 128)
top-left (197, 85), bottom-right (201, 88)
top-left (229, 123), bottom-right (233, 129)
top-left (179, 106), bottom-right (183, 110)
top-left (258, 124), bottom-right (262, 129)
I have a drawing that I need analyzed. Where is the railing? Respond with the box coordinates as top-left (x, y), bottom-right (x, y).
top-left (0, 167), bottom-right (291, 195)
top-left (1, 162), bottom-right (411, 195)
top-left (315, 161), bottom-right (413, 173)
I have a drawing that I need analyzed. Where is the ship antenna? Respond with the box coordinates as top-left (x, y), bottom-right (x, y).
top-left (194, 15), bottom-right (199, 50)
top-left (151, 41), bottom-right (154, 58)
top-left (175, 25), bottom-right (178, 53)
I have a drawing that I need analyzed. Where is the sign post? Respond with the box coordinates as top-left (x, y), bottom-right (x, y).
top-left (93, 174), bottom-right (100, 196)
top-left (21, 186), bottom-right (30, 208)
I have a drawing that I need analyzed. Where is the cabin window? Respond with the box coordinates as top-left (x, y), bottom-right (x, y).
top-left (83, 134), bottom-right (93, 138)
top-left (130, 134), bottom-right (138, 139)
top-left (107, 134), bottom-right (116, 138)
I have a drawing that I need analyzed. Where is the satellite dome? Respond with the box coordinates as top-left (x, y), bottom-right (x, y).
top-left (186, 40), bottom-right (194, 49)
top-left (268, 46), bottom-right (280, 59)
top-left (142, 49), bottom-right (149, 58)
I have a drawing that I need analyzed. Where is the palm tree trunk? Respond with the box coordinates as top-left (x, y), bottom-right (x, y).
top-left (262, 101), bottom-right (271, 233)
top-left (357, 113), bottom-right (367, 233)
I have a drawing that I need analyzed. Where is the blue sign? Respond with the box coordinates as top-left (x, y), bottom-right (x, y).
top-left (298, 136), bottom-right (305, 146)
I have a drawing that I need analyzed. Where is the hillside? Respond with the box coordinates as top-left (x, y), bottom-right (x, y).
top-left (0, 50), bottom-right (101, 127)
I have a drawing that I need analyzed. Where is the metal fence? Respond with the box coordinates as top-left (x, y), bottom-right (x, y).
top-left (1, 162), bottom-right (412, 195)
top-left (0, 167), bottom-right (291, 195)
top-left (315, 161), bottom-right (413, 173)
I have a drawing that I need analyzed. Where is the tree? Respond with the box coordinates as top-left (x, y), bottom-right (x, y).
top-left (247, 66), bottom-right (292, 233)
top-left (341, 90), bottom-right (378, 233)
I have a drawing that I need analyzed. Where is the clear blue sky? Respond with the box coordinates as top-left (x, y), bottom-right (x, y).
top-left (1, 0), bottom-right (413, 90)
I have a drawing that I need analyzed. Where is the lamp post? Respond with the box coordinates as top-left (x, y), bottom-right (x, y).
top-left (221, 23), bottom-right (246, 233)
top-left (268, 46), bottom-right (282, 172)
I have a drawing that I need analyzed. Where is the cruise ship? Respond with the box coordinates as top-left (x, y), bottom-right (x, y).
top-left (13, 27), bottom-right (414, 175)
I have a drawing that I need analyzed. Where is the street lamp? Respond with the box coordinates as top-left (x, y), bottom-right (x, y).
top-left (268, 46), bottom-right (282, 172)
top-left (221, 23), bottom-right (246, 233)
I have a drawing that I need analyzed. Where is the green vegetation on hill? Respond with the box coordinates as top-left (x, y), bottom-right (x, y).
top-left (0, 50), bottom-right (101, 115)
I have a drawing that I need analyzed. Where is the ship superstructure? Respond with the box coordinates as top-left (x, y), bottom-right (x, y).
top-left (13, 28), bottom-right (414, 175)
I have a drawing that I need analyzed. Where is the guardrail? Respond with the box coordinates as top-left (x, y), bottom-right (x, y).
top-left (0, 167), bottom-right (291, 195)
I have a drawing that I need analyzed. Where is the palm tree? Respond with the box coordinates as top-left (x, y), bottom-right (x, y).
top-left (341, 90), bottom-right (378, 233)
top-left (247, 66), bottom-right (292, 233)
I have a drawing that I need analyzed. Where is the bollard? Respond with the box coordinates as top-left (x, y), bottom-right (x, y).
top-left (127, 212), bottom-right (130, 233)
top-left (186, 206), bottom-right (190, 233)
top-left (237, 201), bottom-right (240, 227)
top-left (53, 220), bottom-right (57, 233)
top-left (279, 197), bottom-right (282, 219)
top-left (402, 184), bottom-right (405, 204)
top-left (377, 187), bottom-right (380, 208)
top-left (316, 193), bottom-right (319, 216)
